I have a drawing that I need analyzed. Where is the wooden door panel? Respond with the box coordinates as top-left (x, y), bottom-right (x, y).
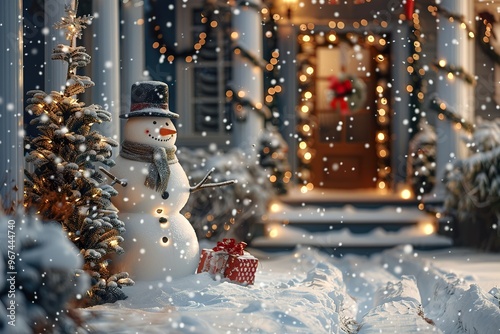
top-left (311, 42), bottom-right (378, 189)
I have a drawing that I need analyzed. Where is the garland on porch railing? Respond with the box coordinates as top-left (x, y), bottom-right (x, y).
top-left (429, 96), bottom-right (475, 133)
top-left (428, 4), bottom-right (476, 39)
top-left (233, 44), bottom-right (268, 69)
top-left (227, 87), bottom-right (272, 120)
top-left (426, 4), bottom-right (477, 134)
top-left (432, 61), bottom-right (476, 86)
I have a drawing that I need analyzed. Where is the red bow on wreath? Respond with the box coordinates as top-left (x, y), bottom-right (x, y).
top-left (213, 238), bottom-right (247, 256)
top-left (329, 75), bottom-right (353, 115)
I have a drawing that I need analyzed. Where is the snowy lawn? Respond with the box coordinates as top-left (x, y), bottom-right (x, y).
top-left (83, 245), bottom-right (500, 333)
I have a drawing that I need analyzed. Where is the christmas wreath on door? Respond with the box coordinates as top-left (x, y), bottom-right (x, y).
top-left (327, 74), bottom-right (367, 115)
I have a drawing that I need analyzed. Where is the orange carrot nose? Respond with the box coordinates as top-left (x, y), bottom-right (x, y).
top-left (159, 128), bottom-right (176, 136)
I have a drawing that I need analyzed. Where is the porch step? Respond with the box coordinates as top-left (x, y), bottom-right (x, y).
top-left (250, 200), bottom-right (453, 254)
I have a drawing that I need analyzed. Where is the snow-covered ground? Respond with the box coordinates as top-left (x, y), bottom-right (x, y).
top-left (83, 245), bottom-right (500, 333)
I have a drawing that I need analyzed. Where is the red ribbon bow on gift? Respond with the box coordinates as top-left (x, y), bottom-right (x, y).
top-left (213, 238), bottom-right (247, 256)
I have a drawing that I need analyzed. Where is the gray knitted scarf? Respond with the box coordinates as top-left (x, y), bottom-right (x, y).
top-left (120, 140), bottom-right (177, 194)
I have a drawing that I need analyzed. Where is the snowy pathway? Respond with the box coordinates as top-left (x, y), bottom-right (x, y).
top-left (83, 246), bottom-right (500, 333)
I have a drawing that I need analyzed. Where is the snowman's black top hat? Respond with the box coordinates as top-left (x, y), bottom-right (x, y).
top-left (120, 81), bottom-right (179, 119)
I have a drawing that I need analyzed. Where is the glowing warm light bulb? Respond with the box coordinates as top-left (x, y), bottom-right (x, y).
top-left (269, 228), bottom-right (279, 238)
top-left (401, 189), bottom-right (412, 200)
top-left (377, 132), bottom-right (385, 142)
top-left (270, 202), bottom-right (282, 213)
top-left (421, 222), bottom-right (435, 235)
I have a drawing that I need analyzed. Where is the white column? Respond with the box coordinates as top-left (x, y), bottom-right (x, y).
top-left (231, 0), bottom-right (265, 158)
top-left (120, 0), bottom-right (148, 134)
top-left (391, 22), bottom-right (411, 189)
top-left (0, 1), bottom-right (23, 209)
top-left (430, 0), bottom-right (474, 201)
top-left (92, 0), bottom-right (121, 142)
top-left (45, 0), bottom-right (74, 92)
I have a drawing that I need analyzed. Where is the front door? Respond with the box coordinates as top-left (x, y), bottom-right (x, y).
top-left (311, 42), bottom-right (379, 189)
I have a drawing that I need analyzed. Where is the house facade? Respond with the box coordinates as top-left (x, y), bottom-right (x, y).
top-left (2, 0), bottom-right (499, 207)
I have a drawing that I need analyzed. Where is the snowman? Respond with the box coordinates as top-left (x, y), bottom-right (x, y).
top-left (109, 81), bottom-right (233, 281)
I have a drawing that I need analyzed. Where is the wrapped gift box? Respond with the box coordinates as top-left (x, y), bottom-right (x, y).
top-left (197, 239), bottom-right (258, 285)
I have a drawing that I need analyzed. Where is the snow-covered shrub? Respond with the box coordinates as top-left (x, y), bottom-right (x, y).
top-left (0, 212), bottom-right (89, 333)
top-left (178, 147), bottom-right (275, 242)
top-left (444, 118), bottom-right (500, 250)
top-left (407, 119), bottom-right (436, 199)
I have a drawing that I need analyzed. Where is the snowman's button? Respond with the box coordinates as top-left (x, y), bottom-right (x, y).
top-left (159, 217), bottom-right (168, 224)
top-left (162, 236), bottom-right (169, 243)
top-left (162, 191), bottom-right (169, 200)
top-left (156, 208), bottom-right (163, 214)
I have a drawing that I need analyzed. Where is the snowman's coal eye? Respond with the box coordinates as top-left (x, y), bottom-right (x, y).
top-left (153, 121), bottom-right (157, 125)
top-left (165, 121), bottom-right (169, 126)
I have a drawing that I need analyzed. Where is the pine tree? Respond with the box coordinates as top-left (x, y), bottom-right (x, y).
top-left (444, 118), bottom-right (500, 250)
top-left (407, 118), bottom-right (437, 200)
top-left (23, 2), bottom-right (133, 305)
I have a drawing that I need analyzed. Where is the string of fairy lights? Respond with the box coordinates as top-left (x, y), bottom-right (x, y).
top-left (426, 4), bottom-right (477, 133)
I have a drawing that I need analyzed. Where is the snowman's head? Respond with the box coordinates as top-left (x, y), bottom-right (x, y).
top-left (124, 117), bottom-right (177, 148)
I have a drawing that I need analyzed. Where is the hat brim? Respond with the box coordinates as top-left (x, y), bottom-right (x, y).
top-left (120, 108), bottom-right (179, 119)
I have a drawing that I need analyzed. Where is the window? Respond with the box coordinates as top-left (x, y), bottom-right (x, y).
top-left (176, 1), bottom-right (233, 146)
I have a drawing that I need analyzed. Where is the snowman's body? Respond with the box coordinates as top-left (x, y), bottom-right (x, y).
top-left (111, 115), bottom-right (199, 281)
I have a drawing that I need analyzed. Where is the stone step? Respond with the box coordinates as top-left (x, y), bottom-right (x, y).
top-left (250, 201), bottom-right (453, 254)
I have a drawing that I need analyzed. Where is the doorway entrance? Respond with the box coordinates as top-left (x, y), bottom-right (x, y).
top-left (297, 33), bottom-right (391, 190)
top-left (312, 44), bottom-right (376, 189)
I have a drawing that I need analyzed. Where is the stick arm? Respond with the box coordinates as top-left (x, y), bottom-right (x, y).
top-left (98, 166), bottom-right (128, 187)
top-left (190, 167), bottom-right (236, 193)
